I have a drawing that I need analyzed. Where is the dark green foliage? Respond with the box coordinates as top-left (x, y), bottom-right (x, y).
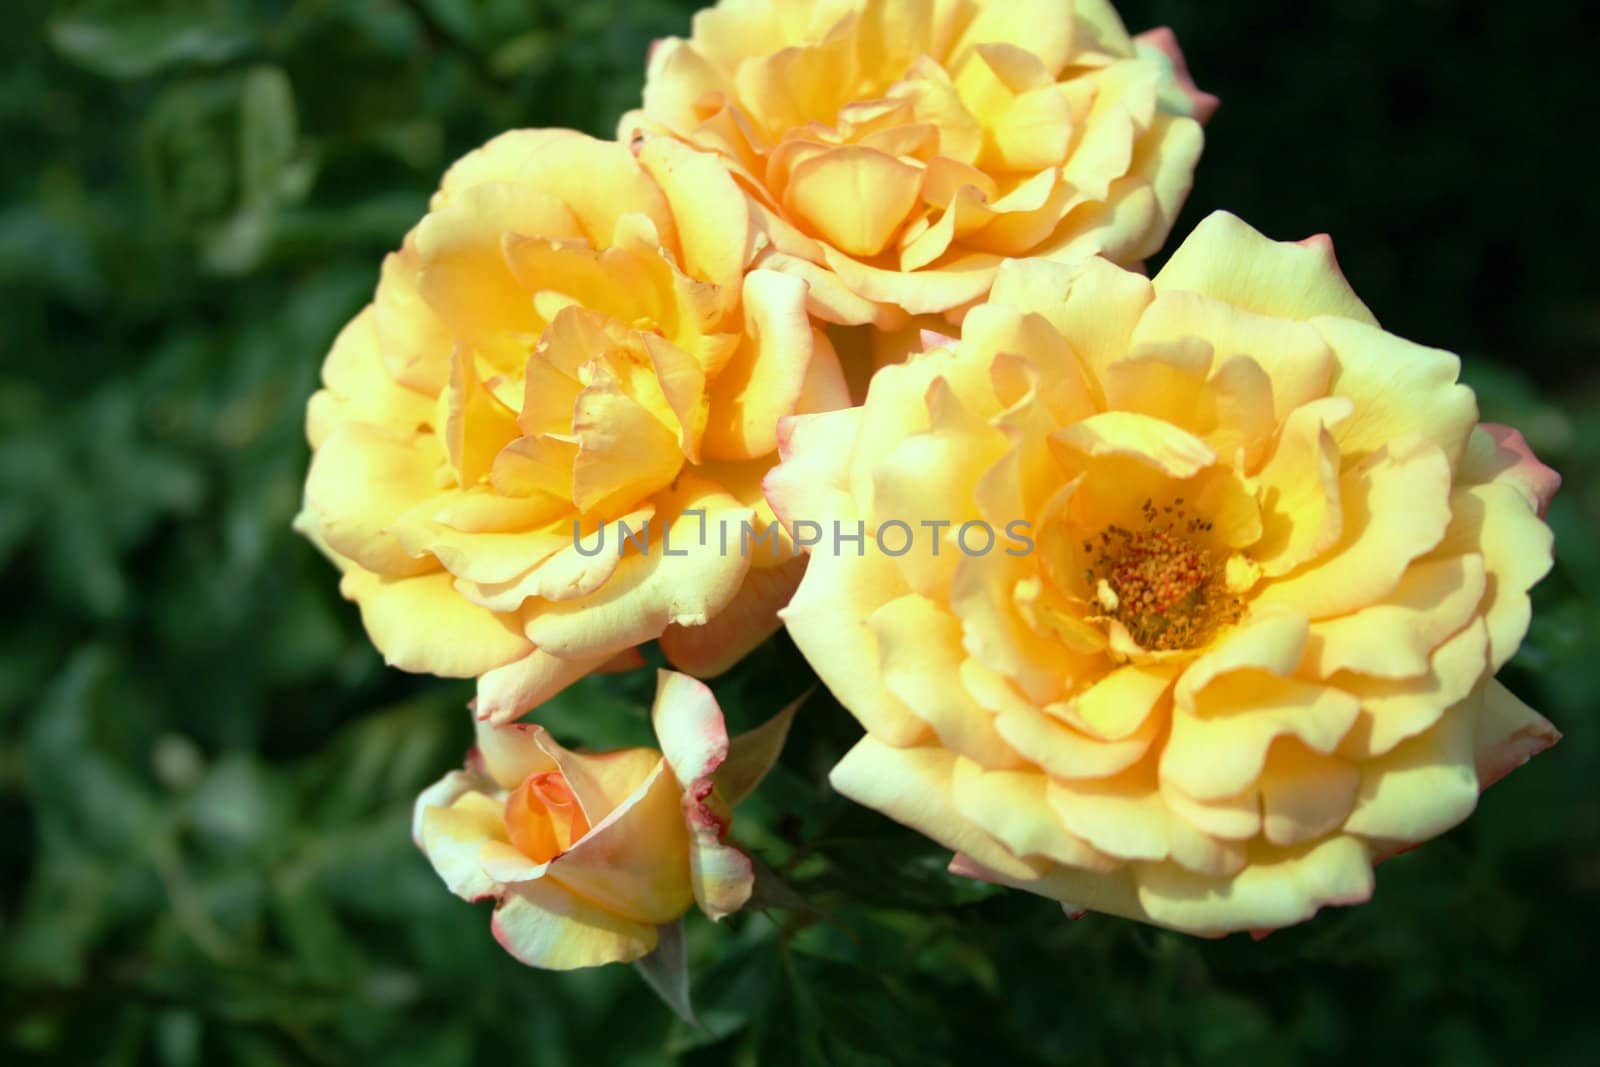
top-left (2, 1), bottom-right (1597, 1063)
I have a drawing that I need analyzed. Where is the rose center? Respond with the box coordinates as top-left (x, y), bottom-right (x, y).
top-left (1084, 499), bottom-right (1242, 652)
top-left (505, 770), bottom-right (591, 863)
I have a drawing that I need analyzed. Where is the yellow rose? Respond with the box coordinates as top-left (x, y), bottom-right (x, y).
top-left (767, 212), bottom-right (1561, 935)
top-left (623, 0), bottom-right (1214, 325)
top-left (414, 670), bottom-right (795, 969)
top-left (296, 130), bottom-right (847, 720)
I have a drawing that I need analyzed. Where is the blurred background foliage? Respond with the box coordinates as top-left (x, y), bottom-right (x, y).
top-left (2, 0), bottom-right (1598, 1063)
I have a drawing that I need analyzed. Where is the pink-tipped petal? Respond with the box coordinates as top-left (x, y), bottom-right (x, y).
top-left (1474, 679), bottom-right (1561, 790)
top-left (1134, 27), bottom-right (1219, 124)
top-left (1480, 424), bottom-right (1562, 518)
top-left (648, 670), bottom-right (759, 918)
top-left (948, 851), bottom-right (1011, 885)
top-left (652, 670), bottom-right (730, 785)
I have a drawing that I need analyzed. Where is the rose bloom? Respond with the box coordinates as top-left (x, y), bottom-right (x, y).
top-left (414, 671), bottom-right (793, 968)
top-left (623, 0), bottom-right (1215, 326)
top-left (767, 212), bottom-right (1561, 935)
top-left (297, 130), bottom-right (847, 720)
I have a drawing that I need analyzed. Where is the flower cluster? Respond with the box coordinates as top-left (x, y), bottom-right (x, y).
top-left (299, 0), bottom-right (1560, 968)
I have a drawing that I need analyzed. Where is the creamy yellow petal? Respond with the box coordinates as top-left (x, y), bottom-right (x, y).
top-left (1051, 411), bottom-right (1215, 479)
top-left (470, 719), bottom-right (559, 790)
top-left (570, 362), bottom-right (684, 516)
top-left (702, 269), bottom-right (816, 460)
top-left (1133, 835), bottom-right (1374, 936)
top-left (415, 774), bottom-right (505, 901)
top-left (994, 701), bottom-right (1157, 780)
top-left (374, 248), bottom-right (454, 394)
top-left (1047, 768), bottom-right (1246, 876)
top-left (1342, 696), bottom-right (1478, 843)
top-left (780, 515), bottom-right (929, 746)
top-left (1423, 482), bottom-right (1554, 671)
top-left (651, 669), bottom-right (728, 784)
top-left (1257, 741), bottom-right (1360, 847)
top-left (949, 855), bottom-right (1153, 927)
top-left (1335, 620), bottom-right (1488, 760)
top-left (1315, 315), bottom-right (1478, 468)
top-left (1163, 673), bottom-right (1361, 800)
top-left (308, 306), bottom-right (435, 449)
top-left (491, 878), bottom-right (659, 970)
top-left (1100, 339), bottom-right (1211, 426)
top-left (1159, 777), bottom-right (1260, 841)
top-left (546, 745), bottom-right (664, 829)
top-left (492, 435), bottom-right (578, 501)
top-left (523, 474), bottom-right (753, 658)
top-left (951, 0), bottom-right (1075, 76)
top-left (871, 378), bottom-right (1010, 596)
top-left (663, 545), bottom-right (799, 670)
top-left (438, 130), bottom-right (674, 250)
top-left (688, 835), bottom-right (756, 921)
top-left (340, 569), bottom-right (531, 677)
top-left (829, 738), bottom-right (1042, 882)
top-left (733, 17), bottom-right (859, 139)
top-left (1255, 438), bottom-right (1453, 619)
top-left (783, 145), bottom-right (923, 259)
top-left (303, 421), bottom-right (441, 577)
top-left (949, 551), bottom-right (1069, 704)
top-left (1132, 290), bottom-right (1337, 423)
top-left (763, 409), bottom-right (861, 539)
top-left (1174, 611), bottom-right (1309, 711)
top-left (960, 303), bottom-right (1097, 424)
top-left (752, 249), bottom-right (883, 326)
top-left (548, 760), bottom-right (694, 925)
top-left (1250, 399), bottom-right (1348, 577)
top-left (1152, 211), bottom-right (1377, 326)
top-left (474, 649), bottom-right (618, 725)
top-left (414, 183), bottom-right (568, 344)
top-left (438, 347), bottom-right (521, 488)
top-left (1130, 112), bottom-right (1204, 243)
top-left (1069, 661), bottom-right (1179, 740)
top-left (870, 593), bottom-right (1022, 769)
top-left (636, 134), bottom-right (751, 294)
top-left (1303, 555), bottom-right (1486, 679)
top-left (989, 256), bottom-right (1150, 393)
top-left (823, 245), bottom-right (1001, 315)
top-left (951, 759), bottom-right (1117, 870)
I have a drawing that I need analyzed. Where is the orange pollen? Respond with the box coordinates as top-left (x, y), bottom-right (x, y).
top-left (1084, 498), bottom-right (1241, 651)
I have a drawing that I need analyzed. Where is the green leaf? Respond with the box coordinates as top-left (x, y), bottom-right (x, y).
top-left (238, 66), bottom-right (298, 209)
top-left (49, 15), bottom-right (252, 80)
